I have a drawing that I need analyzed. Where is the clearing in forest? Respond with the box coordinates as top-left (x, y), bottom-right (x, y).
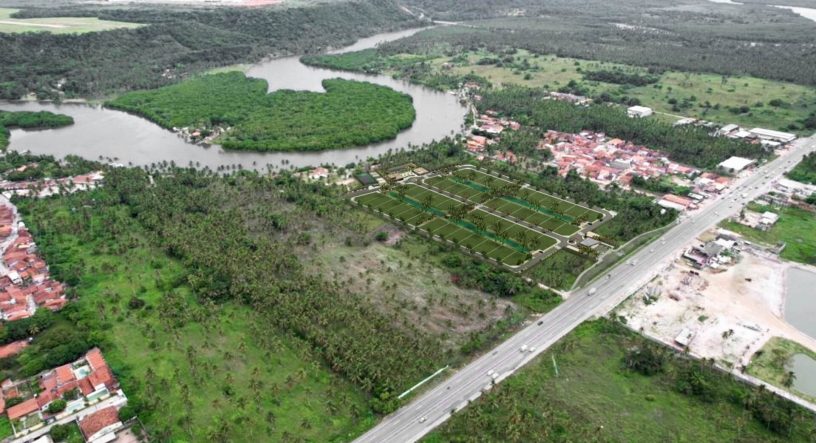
top-left (0, 8), bottom-right (143, 34)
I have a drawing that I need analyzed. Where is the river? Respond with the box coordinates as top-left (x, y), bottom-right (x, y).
top-left (0, 27), bottom-right (467, 171)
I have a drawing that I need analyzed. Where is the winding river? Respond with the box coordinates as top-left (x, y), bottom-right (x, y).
top-left (0, 27), bottom-right (467, 170)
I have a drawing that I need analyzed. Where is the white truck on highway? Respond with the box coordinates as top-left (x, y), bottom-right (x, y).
top-left (588, 287), bottom-right (597, 296)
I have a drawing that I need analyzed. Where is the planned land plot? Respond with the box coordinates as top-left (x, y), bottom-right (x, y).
top-left (424, 175), bottom-right (492, 203)
top-left (464, 209), bottom-right (557, 251)
top-left (354, 184), bottom-right (555, 266)
top-left (356, 192), bottom-right (430, 226)
top-left (448, 168), bottom-right (604, 227)
top-left (483, 197), bottom-right (580, 237)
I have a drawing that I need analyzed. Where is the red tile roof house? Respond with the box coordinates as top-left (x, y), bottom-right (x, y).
top-left (0, 348), bottom-right (129, 440)
top-left (79, 406), bottom-right (123, 443)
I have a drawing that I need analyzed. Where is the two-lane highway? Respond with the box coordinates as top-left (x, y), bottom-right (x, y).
top-left (355, 134), bottom-right (816, 443)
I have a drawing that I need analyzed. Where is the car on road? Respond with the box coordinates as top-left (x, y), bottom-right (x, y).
top-left (528, 346), bottom-right (536, 353)
top-left (520, 345), bottom-right (528, 352)
top-left (588, 287), bottom-right (598, 296)
top-left (487, 369), bottom-right (494, 376)
top-left (419, 416), bottom-right (427, 423)
top-left (537, 320), bottom-right (544, 326)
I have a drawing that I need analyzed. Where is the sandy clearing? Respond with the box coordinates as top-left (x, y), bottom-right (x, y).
top-left (618, 245), bottom-right (816, 370)
top-left (0, 20), bottom-right (68, 29)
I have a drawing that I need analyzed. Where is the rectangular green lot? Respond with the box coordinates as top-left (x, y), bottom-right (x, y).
top-left (446, 168), bottom-right (604, 228)
top-left (355, 184), bottom-right (556, 266)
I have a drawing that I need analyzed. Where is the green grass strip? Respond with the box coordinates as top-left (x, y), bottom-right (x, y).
top-left (387, 191), bottom-right (447, 218)
top-left (501, 196), bottom-right (575, 223)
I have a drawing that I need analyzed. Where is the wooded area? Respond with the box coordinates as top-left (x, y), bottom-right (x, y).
top-left (395, 0), bottom-right (816, 86)
top-left (0, 0), bottom-right (418, 99)
top-left (107, 73), bottom-right (416, 151)
top-left (0, 110), bottom-right (73, 148)
top-left (787, 152), bottom-right (816, 185)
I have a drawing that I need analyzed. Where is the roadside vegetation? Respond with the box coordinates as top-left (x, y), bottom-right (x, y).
top-left (0, 110), bottom-right (73, 149)
top-left (525, 250), bottom-right (594, 291)
top-left (720, 202), bottom-right (816, 265)
top-left (425, 320), bottom-right (816, 442)
top-left (107, 73), bottom-right (416, 151)
top-left (787, 152), bottom-right (816, 185)
top-left (0, 0), bottom-right (418, 99)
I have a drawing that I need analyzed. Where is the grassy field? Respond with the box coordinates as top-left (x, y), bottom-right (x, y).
top-left (747, 337), bottom-right (816, 404)
top-left (17, 200), bottom-right (373, 442)
top-left (525, 249), bottom-right (595, 290)
top-left (425, 320), bottom-right (816, 443)
top-left (0, 8), bottom-right (143, 34)
top-left (720, 203), bottom-right (816, 265)
top-left (439, 49), bottom-right (816, 132)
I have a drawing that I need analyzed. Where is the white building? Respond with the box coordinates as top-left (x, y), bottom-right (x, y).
top-left (775, 177), bottom-right (816, 198)
top-left (718, 156), bottom-right (755, 173)
top-left (749, 128), bottom-right (796, 144)
top-left (627, 106), bottom-right (653, 118)
top-left (717, 123), bottom-right (739, 136)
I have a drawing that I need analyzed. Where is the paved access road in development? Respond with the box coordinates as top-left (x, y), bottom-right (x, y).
top-left (355, 134), bottom-right (816, 443)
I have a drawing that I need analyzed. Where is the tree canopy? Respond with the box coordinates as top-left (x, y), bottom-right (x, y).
top-left (107, 73), bottom-right (416, 152)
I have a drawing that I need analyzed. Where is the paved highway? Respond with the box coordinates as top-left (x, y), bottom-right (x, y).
top-left (355, 134), bottom-right (816, 443)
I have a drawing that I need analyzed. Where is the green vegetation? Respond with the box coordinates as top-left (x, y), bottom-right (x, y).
top-left (525, 250), bottom-right (594, 291)
top-left (11, 153), bottom-right (552, 439)
top-left (50, 422), bottom-right (86, 443)
top-left (15, 177), bottom-right (376, 441)
top-left (107, 73), bottom-right (415, 151)
top-left (721, 202), bottom-right (816, 265)
top-left (0, 416), bottom-right (12, 440)
top-left (397, 1), bottom-right (816, 87)
top-left (356, 181), bottom-right (551, 266)
top-left (425, 320), bottom-right (816, 442)
top-left (0, 110), bottom-right (73, 149)
top-left (0, 8), bottom-right (142, 34)
top-left (787, 152), bottom-right (816, 185)
top-left (0, 152), bottom-right (97, 182)
top-left (0, 0), bottom-right (418, 99)
top-left (306, 26), bottom-right (816, 132)
top-left (748, 337), bottom-right (816, 403)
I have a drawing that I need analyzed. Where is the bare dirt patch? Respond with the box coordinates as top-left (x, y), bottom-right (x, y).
top-left (618, 248), bottom-right (816, 370)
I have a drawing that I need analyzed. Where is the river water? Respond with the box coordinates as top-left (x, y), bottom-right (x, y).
top-left (0, 27), bottom-right (467, 171)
